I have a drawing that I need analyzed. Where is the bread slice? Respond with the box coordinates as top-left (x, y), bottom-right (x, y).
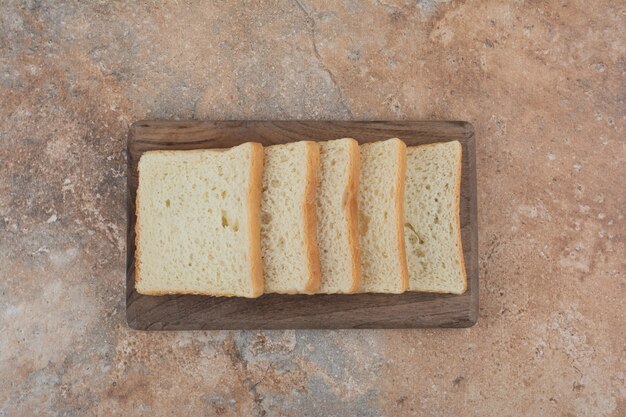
top-left (261, 141), bottom-right (321, 294)
top-left (404, 141), bottom-right (466, 294)
top-left (134, 143), bottom-right (264, 298)
top-left (358, 138), bottom-right (408, 293)
top-left (316, 138), bottom-right (361, 294)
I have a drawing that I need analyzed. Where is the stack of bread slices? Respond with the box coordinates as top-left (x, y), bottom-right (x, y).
top-left (135, 139), bottom-right (466, 297)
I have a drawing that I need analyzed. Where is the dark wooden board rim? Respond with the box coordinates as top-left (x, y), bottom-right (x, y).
top-left (126, 120), bottom-right (478, 330)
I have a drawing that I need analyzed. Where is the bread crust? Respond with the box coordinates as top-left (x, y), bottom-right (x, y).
top-left (345, 139), bottom-right (363, 293)
top-left (393, 139), bottom-right (409, 292)
top-left (134, 157), bottom-right (145, 293)
top-left (247, 143), bottom-right (265, 297)
top-left (453, 141), bottom-right (467, 294)
top-left (134, 145), bottom-right (265, 298)
top-left (303, 142), bottom-right (322, 294)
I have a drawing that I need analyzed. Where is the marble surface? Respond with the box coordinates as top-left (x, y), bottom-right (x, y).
top-left (1, 1), bottom-right (624, 416)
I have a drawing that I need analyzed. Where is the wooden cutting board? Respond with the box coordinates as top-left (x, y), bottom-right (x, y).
top-left (126, 121), bottom-right (478, 329)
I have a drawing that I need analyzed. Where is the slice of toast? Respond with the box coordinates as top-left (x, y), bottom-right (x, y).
top-left (135, 143), bottom-right (264, 297)
top-left (316, 138), bottom-right (361, 294)
top-left (358, 138), bottom-right (408, 293)
top-left (261, 141), bottom-right (321, 294)
top-left (404, 141), bottom-right (466, 294)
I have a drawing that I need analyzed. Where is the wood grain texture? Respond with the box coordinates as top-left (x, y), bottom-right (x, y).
top-left (126, 121), bottom-right (478, 329)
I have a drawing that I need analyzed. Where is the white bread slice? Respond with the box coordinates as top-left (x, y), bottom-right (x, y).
top-left (261, 141), bottom-right (321, 294)
top-left (316, 139), bottom-right (361, 294)
top-left (404, 141), bottom-right (466, 294)
top-left (134, 143), bottom-right (264, 298)
top-left (358, 138), bottom-right (408, 293)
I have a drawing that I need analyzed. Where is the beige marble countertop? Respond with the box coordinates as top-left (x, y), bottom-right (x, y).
top-left (1, 1), bottom-right (624, 416)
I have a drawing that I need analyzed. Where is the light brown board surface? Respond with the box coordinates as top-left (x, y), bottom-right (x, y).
top-left (126, 121), bottom-right (478, 329)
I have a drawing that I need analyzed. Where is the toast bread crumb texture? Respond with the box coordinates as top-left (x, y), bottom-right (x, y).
top-left (316, 138), bottom-right (362, 294)
top-left (358, 138), bottom-right (408, 293)
top-left (404, 141), bottom-right (466, 294)
top-left (261, 141), bottom-right (321, 294)
top-left (135, 143), bottom-right (264, 297)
